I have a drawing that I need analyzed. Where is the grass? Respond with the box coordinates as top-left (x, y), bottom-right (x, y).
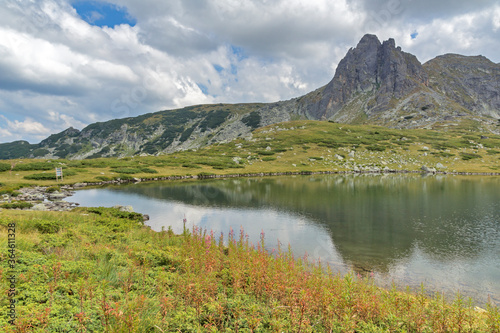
top-left (0, 208), bottom-right (498, 332)
top-left (1, 121), bottom-right (499, 188)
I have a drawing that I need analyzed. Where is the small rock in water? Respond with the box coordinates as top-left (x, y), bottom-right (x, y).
top-left (114, 205), bottom-right (134, 213)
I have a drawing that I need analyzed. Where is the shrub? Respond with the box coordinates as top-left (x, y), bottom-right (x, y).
top-left (241, 111), bottom-right (261, 130)
top-left (0, 202), bottom-right (33, 209)
top-left (262, 157), bottom-right (276, 161)
top-left (95, 176), bottom-right (112, 181)
top-left (366, 144), bottom-right (387, 152)
top-left (0, 162), bottom-right (11, 172)
top-left (182, 164), bottom-right (202, 169)
top-left (45, 186), bottom-right (60, 193)
top-left (24, 170), bottom-right (77, 180)
top-left (258, 151), bottom-right (275, 156)
top-left (140, 167), bottom-right (158, 174)
top-left (13, 162), bottom-right (55, 171)
top-left (114, 174), bottom-right (134, 181)
top-left (112, 168), bottom-right (141, 174)
top-left (460, 152), bottom-right (482, 160)
top-left (33, 219), bottom-right (62, 234)
top-left (431, 152), bottom-right (455, 158)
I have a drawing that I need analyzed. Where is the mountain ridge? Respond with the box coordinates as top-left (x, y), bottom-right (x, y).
top-left (1, 34), bottom-right (499, 160)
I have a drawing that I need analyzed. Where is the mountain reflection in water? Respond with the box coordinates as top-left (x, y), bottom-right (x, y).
top-left (69, 174), bottom-right (500, 305)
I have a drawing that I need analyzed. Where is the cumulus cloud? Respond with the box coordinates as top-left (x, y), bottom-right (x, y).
top-left (0, 115), bottom-right (50, 142)
top-left (0, 0), bottom-right (499, 143)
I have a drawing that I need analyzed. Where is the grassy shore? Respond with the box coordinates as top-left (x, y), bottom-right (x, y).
top-left (1, 208), bottom-right (499, 332)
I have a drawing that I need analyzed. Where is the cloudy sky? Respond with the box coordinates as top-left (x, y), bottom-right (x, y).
top-left (1, 0), bottom-right (499, 143)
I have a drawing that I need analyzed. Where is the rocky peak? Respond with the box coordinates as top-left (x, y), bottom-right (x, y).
top-left (39, 127), bottom-right (81, 147)
top-left (311, 34), bottom-right (427, 119)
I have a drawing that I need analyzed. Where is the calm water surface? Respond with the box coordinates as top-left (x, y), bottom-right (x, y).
top-left (67, 174), bottom-right (500, 305)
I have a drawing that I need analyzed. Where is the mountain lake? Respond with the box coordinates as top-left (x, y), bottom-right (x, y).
top-left (66, 174), bottom-right (500, 306)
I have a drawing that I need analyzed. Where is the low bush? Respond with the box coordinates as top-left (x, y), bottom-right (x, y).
top-left (182, 164), bottom-right (202, 169)
top-left (33, 219), bottom-right (62, 234)
top-left (0, 163), bottom-right (11, 172)
top-left (257, 151), bottom-right (275, 156)
top-left (366, 144), bottom-right (387, 152)
top-left (140, 167), bottom-right (158, 174)
top-left (112, 167), bottom-right (141, 174)
top-left (431, 151), bottom-right (455, 158)
top-left (460, 152), bottom-right (482, 160)
top-left (95, 176), bottom-right (112, 181)
top-left (24, 170), bottom-right (77, 180)
top-left (12, 162), bottom-right (56, 171)
top-left (45, 186), bottom-right (60, 193)
top-left (0, 202), bottom-right (33, 209)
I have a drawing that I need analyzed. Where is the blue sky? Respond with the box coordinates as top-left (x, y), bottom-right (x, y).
top-left (72, 1), bottom-right (136, 27)
top-left (0, 0), bottom-right (499, 143)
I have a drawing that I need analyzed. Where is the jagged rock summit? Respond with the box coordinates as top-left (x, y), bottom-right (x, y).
top-left (1, 34), bottom-right (499, 159)
top-left (315, 34), bottom-right (428, 119)
top-left (286, 34), bottom-right (499, 129)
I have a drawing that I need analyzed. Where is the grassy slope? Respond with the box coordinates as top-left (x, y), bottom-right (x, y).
top-left (1, 121), bottom-right (499, 188)
top-left (0, 208), bottom-right (499, 332)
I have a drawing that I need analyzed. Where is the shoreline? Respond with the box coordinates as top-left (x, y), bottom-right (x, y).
top-left (2, 168), bottom-right (499, 212)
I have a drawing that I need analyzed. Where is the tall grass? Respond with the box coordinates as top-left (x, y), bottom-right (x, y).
top-left (0, 210), bottom-right (499, 332)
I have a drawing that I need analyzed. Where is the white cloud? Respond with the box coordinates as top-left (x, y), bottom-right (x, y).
top-left (0, 116), bottom-right (50, 142)
top-left (0, 0), bottom-right (499, 144)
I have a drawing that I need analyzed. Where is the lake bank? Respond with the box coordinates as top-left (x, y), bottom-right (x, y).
top-left (0, 207), bottom-right (498, 331)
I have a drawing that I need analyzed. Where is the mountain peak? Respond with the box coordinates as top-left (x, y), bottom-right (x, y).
top-left (357, 34), bottom-right (381, 47)
top-left (310, 35), bottom-right (427, 119)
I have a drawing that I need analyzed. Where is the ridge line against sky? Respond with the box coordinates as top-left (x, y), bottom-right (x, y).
top-left (1, 0), bottom-right (499, 143)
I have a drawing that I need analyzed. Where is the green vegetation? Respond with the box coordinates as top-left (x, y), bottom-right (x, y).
top-left (0, 209), bottom-right (498, 331)
top-left (24, 170), bottom-right (77, 180)
top-left (0, 141), bottom-right (37, 160)
top-left (460, 152), bottom-right (482, 160)
top-left (0, 201), bottom-right (33, 209)
top-left (241, 111), bottom-right (261, 130)
top-left (1, 120), bottom-right (500, 188)
top-left (0, 163), bottom-right (11, 172)
top-left (12, 162), bottom-right (56, 172)
top-left (199, 110), bottom-right (230, 132)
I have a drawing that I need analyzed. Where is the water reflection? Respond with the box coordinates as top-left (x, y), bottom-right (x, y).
top-left (68, 174), bottom-right (500, 305)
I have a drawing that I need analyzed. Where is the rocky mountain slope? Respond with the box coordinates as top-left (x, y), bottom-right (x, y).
top-left (1, 34), bottom-right (499, 160)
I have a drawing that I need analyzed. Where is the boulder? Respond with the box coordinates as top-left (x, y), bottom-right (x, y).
top-left (31, 203), bottom-right (48, 211)
top-left (421, 165), bottom-right (437, 173)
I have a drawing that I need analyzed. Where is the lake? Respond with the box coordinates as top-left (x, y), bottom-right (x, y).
top-left (67, 174), bottom-right (500, 305)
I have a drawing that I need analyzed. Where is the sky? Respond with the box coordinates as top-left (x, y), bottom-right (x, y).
top-left (1, 0), bottom-right (499, 143)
